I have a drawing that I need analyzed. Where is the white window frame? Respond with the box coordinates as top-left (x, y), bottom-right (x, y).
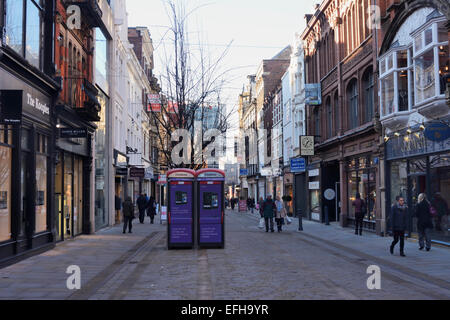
top-left (411, 18), bottom-right (448, 107)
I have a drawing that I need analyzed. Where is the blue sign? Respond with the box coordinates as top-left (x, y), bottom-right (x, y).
top-left (291, 158), bottom-right (306, 173)
top-left (424, 123), bottom-right (450, 142)
top-left (239, 168), bottom-right (248, 176)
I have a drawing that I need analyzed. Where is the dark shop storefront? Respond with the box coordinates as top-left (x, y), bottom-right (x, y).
top-left (385, 122), bottom-right (450, 245)
top-left (0, 64), bottom-right (58, 264)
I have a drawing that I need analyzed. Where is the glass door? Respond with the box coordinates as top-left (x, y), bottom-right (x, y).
top-left (73, 157), bottom-right (83, 236)
top-left (64, 153), bottom-right (73, 237)
top-left (55, 154), bottom-right (63, 241)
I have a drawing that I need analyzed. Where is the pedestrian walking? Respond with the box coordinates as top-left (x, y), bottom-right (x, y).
top-left (262, 195), bottom-right (276, 233)
top-left (122, 196), bottom-right (134, 234)
top-left (137, 193), bottom-right (147, 224)
top-left (115, 195), bottom-right (122, 224)
top-left (352, 193), bottom-right (366, 235)
top-left (146, 195), bottom-right (156, 224)
top-left (275, 196), bottom-right (287, 232)
top-left (389, 196), bottom-right (408, 257)
top-left (431, 192), bottom-right (449, 232)
top-left (415, 193), bottom-right (433, 251)
top-left (258, 197), bottom-right (264, 218)
top-left (231, 198), bottom-right (235, 211)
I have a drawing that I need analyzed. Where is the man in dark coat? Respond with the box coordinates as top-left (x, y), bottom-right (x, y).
top-left (146, 196), bottom-right (156, 224)
top-left (122, 197), bottom-right (134, 234)
top-left (352, 193), bottom-right (365, 236)
top-left (389, 197), bottom-right (408, 256)
top-left (137, 194), bottom-right (148, 224)
top-left (415, 193), bottom-right (433, 251)
top-left (262, 195), bottom-right (276, 233)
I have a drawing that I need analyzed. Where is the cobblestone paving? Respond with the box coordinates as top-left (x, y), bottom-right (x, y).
top-left (0, 211), bottom-right (449, 300)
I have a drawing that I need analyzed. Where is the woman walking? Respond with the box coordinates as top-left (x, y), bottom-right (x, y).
top-left (122, 196), bottom-right (134, 234)
top-left (389, 196), bottom-right (408, 257)
top-left (415, 193), bottom-right (433, 251)
top-left (275, 196), bottom-right (287, 232)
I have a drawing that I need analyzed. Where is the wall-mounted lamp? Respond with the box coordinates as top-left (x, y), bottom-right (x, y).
top-left (419, 124), bottom-right (426, 131)
top-left (394, 132), bottom-right (400, 137)
top-left (56, 119), bottom-right (62, 129)
top-left (406, 128), bottom-right (412, 134)
top-left (384, 135), bottom-right (390, 142)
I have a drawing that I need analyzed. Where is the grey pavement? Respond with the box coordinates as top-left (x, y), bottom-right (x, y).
top-left (0, 210), bottom-right (449, 300)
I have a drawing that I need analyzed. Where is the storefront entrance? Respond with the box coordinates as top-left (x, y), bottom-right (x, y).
top-left (55, 152), bottom-right (84, 241)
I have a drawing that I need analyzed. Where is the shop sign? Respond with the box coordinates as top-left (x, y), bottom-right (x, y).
top-left (300, 136), bottom-right (315, 156)
top-left (116, 167), bottom-right (128, 176)
top-left (239, 168), bottom-right (248, 176)
top-left (260, 167), bottom-right (272, 177)
top-left (309, 169), bottom-right (319, 177)
top-left (60, 127), bottom-right (88, 138)
top-left (424, 123), bottom-right (450, 142)
top-left (147, 94), bottom-right (162, 112)
top-left (309, 181), bottom-right (320, 190)
top-left (324, 189), bottom-right (336, 201)
top-left (0, 90), bottom-right (22, 124)
top-left (157, 174), bottom-right (167, 184)
top-left (290, 158), bottom-right (306, 173)
top-left (305, 83), bottom-right (322, 105)
top-left (145, 167), bottom-right (154, 180)
top-left (129, 167), bottom-right (145, 178)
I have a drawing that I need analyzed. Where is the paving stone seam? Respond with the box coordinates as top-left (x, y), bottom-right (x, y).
top-left (107, 232), bottom-right (166, 300)
top-left (67, 231), bottom-right (160, 300)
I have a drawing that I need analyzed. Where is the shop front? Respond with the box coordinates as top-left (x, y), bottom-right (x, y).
top-left (0, 66), bottom-right (58, 263)
top-left (54, 106), bottom-right (94, 241)
top-left (386, 124), bottom-right (450, 244)
top-left (345, 155), bottom-right (378, 231)
top-left (307, 164), bottom-right (321, 222)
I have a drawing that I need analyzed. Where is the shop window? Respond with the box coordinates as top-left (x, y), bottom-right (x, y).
top-left (0, 146), bottom-right (12, 242)
top-left (175, 191), bottom-right (188, 205)
top-left (35, 154), bottom-right (47, 233)
top-left (4, 0), bottom-right (43, 69)
top-left (203, 192), bottom-right (219, 209)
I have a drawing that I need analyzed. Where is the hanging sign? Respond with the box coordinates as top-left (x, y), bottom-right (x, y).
top-left (424, 123), bottom-right (450, 142)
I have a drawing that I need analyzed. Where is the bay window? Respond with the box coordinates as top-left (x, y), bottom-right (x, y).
top-left (412, 18), bottom-right (448, 106)
top-left (4, 0), bottom-right (43, 70)
top-left (379, 48), bottom-right (413, 117)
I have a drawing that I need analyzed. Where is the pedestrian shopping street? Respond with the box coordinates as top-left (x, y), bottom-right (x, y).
top-left (0, 209), bottom-right (449, 300)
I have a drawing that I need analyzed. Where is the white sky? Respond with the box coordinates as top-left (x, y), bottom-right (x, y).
top-left (126, 0), bottom-right (319, 163)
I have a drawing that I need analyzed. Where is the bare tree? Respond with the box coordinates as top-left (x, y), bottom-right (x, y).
top-left (148, 0), bottom-right (235, 170)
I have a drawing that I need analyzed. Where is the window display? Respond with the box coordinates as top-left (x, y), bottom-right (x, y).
top-left (0, 146), bottom-right (12, 242)
top-left (203, 192), bottom-right (219, 209)
top-left (35, 154), bottom-right (47, 233)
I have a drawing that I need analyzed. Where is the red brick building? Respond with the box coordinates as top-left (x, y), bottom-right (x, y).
top-left (301, 0), bottom-right (382, 233)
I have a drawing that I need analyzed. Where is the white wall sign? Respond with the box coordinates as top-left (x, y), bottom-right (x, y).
top-left (309, 169), bottom-right (319, 177)
top-left (309, 181), bottom-right (320, 190)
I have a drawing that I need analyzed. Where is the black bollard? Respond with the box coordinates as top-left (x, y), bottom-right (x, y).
top-left (325, 206), bottom-right (330, 225)
top-left (297, 209), bottom-right (303, 231)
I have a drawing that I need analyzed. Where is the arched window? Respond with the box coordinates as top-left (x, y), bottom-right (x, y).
top-left (334, 91), bottom-right (340, 135)
top-left (314, 107), bottom-right (321, 138)
top-left (347, 79), bottom-right (359, 129)
top-left (326, 97), bottom-right (332, 139)
top-left (362, 68), bottom-right (374, 123)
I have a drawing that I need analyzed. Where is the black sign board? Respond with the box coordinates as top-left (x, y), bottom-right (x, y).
top-left (60, 128), bottom-right (88, 138)
top-left (0, 90), bottom-right (22, 125)
top-left (116, 167), bottom-right (128, 176)
top-left (129, 167), bottom-right (145, 178)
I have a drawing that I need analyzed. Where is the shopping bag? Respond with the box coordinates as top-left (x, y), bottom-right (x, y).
top-left (286, 216), bottom-right (292, 225)
top-left (258, 218), bottom-right (265, 229)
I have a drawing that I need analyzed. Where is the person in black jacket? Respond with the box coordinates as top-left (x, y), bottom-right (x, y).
top-left (389, 197), bottom-right (408, 257)
top-left (122, 197), bottom-right (134, 234)
top-left (137, 194), bottom-right (148, 224)
top-left (415, 193), bottom-right (433, 251)
top-left (146, 196), bottom-right (156, 224)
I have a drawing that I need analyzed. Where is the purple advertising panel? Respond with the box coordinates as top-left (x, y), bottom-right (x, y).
top-left (199, 182), bottom-right (222, 244)
top-left (167, 169), bottom-right (195, 248)
top-left (169, 182), bottom-right (193, 244)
